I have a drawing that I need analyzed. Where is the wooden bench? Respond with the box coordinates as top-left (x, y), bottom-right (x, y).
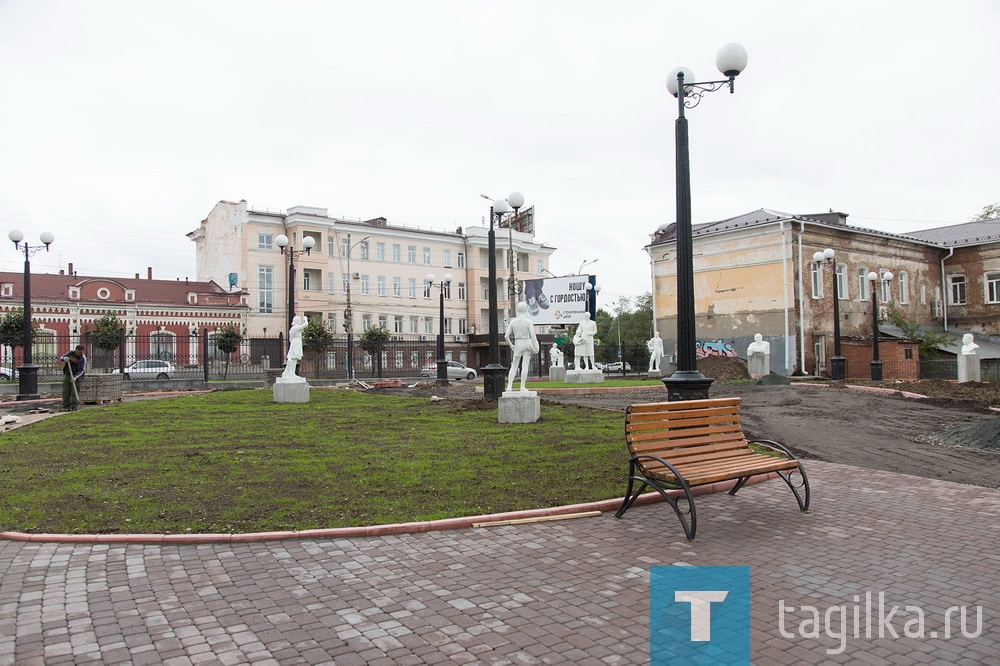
top-left (615, 397), bottom-right (809, 540)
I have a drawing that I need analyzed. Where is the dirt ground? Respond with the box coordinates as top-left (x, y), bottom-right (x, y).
top-left (384, 373), bottom-right (1000, 489)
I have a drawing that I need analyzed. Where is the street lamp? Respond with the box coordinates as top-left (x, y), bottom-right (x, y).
top-left (663, 43), bottom-right (748, 402)
top-left (577, 259), bottom-right (598, 275)
top-left (484, 192), bottom-right (525, 401)
top-left (342, 233), bottom-right (369, 380)
top-left (812, 248), bottom-right (846, 380)
top-left (274, 233), bottom-right (316, 332)
top-left (8, 229), bottom-right (54, 400)
top-left (426, 273), bottom-right (453, 386)
top-left (868, 270), bottom-right (893, 381)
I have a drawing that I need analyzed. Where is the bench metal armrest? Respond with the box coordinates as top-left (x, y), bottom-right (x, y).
top-left (748, 438), bottom-right (800, 461)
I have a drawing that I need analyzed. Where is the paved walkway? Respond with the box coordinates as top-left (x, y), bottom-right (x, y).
top-left (1, 461), bottom-right (998, 664)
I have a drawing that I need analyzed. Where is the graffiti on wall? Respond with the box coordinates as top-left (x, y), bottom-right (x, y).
top-left (673, 339), bottom-right (738, 359)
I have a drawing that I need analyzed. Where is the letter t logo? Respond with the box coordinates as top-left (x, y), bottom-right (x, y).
top-left (675, 591), bottom-right (729, 641)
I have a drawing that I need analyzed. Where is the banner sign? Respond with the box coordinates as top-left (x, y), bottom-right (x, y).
top-left (522, 276), bottom-right (594, 326)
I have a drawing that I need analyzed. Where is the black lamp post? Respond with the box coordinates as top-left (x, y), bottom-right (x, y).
top-left (8, 229), bottom-right (54, 401)
top-left (483, 192), bottom-right (524, 401)
top-left (274, 233), bottom-right (315, 332)
top-left (813, 248), bottom-right (846, 380)
top-left (425, 273), bottom-right (453, 386)
top-left (663, 43), bottom-right (748, 402)
top-left (868, 269), bottom-right (893, 381)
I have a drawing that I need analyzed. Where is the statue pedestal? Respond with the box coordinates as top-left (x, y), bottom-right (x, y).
top-left (273, 377), bottom-right (310, 403)
top-left (565, 369), bottom-right (604, 384)
top-left (548, 367), bottom-right (566, 382)
top-left (748, 352), bottom-right (770, 379)
top-left (957, 354), bottom-right (981, 383)
top-left (499, 391), bottom-right (540, 424)
top-left (646, 369), bottom-right (664, 379)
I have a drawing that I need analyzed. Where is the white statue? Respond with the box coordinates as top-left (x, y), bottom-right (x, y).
top-left (281, 316), bottom-right (308, 380)
top-left (961, 333), bottom-right (979, 355)
top-left (573, 312), bottom-right (598, 371)
top-left (550, 343), bottom-right (564, 368)
top-left (747, 333), bottom-right (770, 356)
top-left (505, 301), bottom-right (540, 392)
top-left (647, 331), bottom-right (664, 372)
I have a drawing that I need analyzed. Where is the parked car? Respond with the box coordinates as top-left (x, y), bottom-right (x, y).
top-left (604, 361), bottom-right (632, 372)
top-left (421, 361), bottom-right (478, 380)
top-left (113, 359), bottom-right (176, 380)
top-left (0, 366), bottom-right (17, 381)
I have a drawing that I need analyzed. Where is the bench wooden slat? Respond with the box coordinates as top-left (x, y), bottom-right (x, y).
top-left (628, 436), bottom-right (748, 457)
top-left (626, 413), bottom-right (742, 433)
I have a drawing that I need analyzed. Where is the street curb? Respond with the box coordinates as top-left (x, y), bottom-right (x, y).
top-left (0, 475), bottom-right (778, 545)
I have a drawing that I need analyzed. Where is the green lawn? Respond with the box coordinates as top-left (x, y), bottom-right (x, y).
top-left (0, 390), bottom-right (629, 534)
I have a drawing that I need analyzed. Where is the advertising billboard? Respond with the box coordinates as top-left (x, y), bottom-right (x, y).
top-left (522, 275), bottom-right (596, 326)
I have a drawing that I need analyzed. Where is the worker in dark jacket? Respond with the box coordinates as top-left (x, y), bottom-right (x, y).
top-left (58, 345), bottom-right (87, 411)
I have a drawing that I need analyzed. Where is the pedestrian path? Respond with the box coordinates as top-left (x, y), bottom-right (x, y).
top-left (1, 461), bottom-right (997, 664)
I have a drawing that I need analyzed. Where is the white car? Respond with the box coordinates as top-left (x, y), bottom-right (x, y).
top-left (114, 360), bottom-right (176, 380)
top-left (421, 361), bottom-right (478, 381)
top-left (604, 361), bottom-right (632, 372)
top-left (0, 366), bottom-right (17, 381)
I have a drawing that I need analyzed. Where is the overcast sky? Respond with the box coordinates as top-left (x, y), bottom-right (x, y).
top-left (1, 1), bottom-right (997, 308)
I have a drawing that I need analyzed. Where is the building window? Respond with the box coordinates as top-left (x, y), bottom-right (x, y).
top-left (424, 317), bottom-right (433, 334)
top-left (898, 271), bottom-right (909, 304)
top-left (536, 259), bottom-right (544, 275)
top-left (328, 237), bottom-right (335, 257)
top-left (948, 275), bottom-right (967, 305)
top-left (858, 267), bottom-right (870, 301)
top-left (480, 277), bottom-right (490, 300)
top-left (258, 233), bottom-right (273, 250)
top-left (359, 241), bottom-right (370, 260)
top-left (360, 275), bottom-right (370, 295)
top-left (408, 245), bottom-right (417, 263)
top-left (327, 274), bottom-right (337, 293)
top-left (457, 252), bottom-right (466, 268)
top-left (444, 319), bottom-right (453, 335)
top-left (408, 278), bottom-right (417, 298)
top-left (457, 282), bottom-right (466, 300)
top-left (376, 242), bottom-right (386, 261)
top-left (362, 314), bottom-right (372, 331)
top-left (920, 284), bottom-right (927, 305)
top-left (394, 316), bottom-right (404, 333)
top-left (302, 271), bottom-right (312, 291)
top-left (904, 347), bottom-right (914, 360)
top-left (458, 318), bottom-right (467, 334)
top-left (409, 316), bottom-right (418, 334)
top-left (258, 267), bottom-right (273, 314)
top-left (341, 238), bottom-right (350, 257)
top-left (342, 273), bottom-right (349, 295)
top-left (393, 277), bottom-right (402, 297)
top-left (421, 247), bottom-right (431, 265)
top-left (327, 312), bottom-right (336, 331)
top-left (880, 270), bottom-right (892, 303)
top-left (379, 314), bottom-right (388, 330)
top-left (835, 263), bottom-right (847, 299)
top-left (423, 281), bottom-right (432, 298)
top-left (393, 244), bottom-right (402, 262)
top-left (987, 272), bottom-right (1000, 304)
top-left (810, 262), bottom-right (823, 299)
top-left (443, 250), bottom-right (452, 267)
top-left (377, 276), bottom-right (386, 296)
top-left (442, 282), bottom-right (452, 299)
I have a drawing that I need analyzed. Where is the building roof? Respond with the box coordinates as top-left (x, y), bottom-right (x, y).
top-left (649, 208), bottom-right (1000, 251)
top-left (0, 271), bottom-right (246, 307)
top-left (901, 218), bottom-right (1000, 247)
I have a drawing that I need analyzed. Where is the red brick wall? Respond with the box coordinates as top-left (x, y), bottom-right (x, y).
top-left (841, 339), bottom-right (919, 380)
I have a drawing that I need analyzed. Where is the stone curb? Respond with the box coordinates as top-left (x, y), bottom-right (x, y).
top-left (0, 475), bottom-right (778, 545)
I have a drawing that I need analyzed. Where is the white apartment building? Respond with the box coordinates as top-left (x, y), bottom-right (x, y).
top-left (187, 200), bottom-right (556, 343)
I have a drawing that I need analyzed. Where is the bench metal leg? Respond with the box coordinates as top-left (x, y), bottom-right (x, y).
top-left (776, 466), bottom-right (811, 512)
top-left (728, 476), bottom-right (751, 496)
top-left (616, 460), bottom-right (698, 540)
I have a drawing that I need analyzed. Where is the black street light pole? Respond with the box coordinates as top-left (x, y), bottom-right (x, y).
top-left (662, 43), bottom-right (748, 402)
top-left (426, 273), bottom-right (453, 386)
top-left (868, 270), bottom-right (892, 381)
top-left (814, 248), bottom-right (846, 380)
top-left (275, 233), bottom-right (315, 371)
top-left (483, 192), bottom-right (524, 401)
top-left (8, 230), bottom-right (54, 401)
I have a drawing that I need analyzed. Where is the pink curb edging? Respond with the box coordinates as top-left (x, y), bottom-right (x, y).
top-left (845, 385), bottom-right (929, 399)
top-left (0, 475), bottom-right (780, 545)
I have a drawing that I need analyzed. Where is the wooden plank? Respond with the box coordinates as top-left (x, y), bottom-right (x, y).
top-left (626, 398), bottom-right (740, 414)
top-left (472, 511), bottom-right (603, 528)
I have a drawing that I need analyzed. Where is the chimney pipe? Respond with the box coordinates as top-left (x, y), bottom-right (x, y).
top-left (68, 262), bottom-right (73, 276)
top-left (135, 274), bottom-right (140, 279)
top-left (147, 267), bottom-right (152, 280)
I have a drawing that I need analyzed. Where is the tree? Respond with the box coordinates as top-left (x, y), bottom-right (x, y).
top-left (302, 318), bottom-right (334, 352)
top-left (214, 323), bottom-right (244, 379)
top-left (594, 292), bottom-right (655, 365)
top-left (358, 325), bottom-right (391, 354)
top-left (0, 308), bottom-right (26, 351)
top-left (886, 303), bottom-right (955, 360)
top-left (970, 202), bottom-right (1000, 221)
top-left (89, 312), bottom-right (123, 352)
